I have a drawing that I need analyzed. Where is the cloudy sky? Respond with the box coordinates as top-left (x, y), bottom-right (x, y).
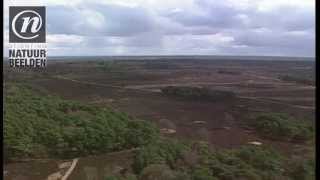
top-left (4, 0), bottom-right (315, 57)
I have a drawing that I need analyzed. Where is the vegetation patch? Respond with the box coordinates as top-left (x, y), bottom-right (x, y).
top-left (143, 61), bottom-right (177, 70)
top-left (4, 83), bottom-right (159, 160)
top-left (161, 86), bottom-right (236, 102)
top-left (279, 75), bottom-right (314, 86)
top-left (287, 157), bottom-right (315, 180)
top-left (97, 61), bottom-right (125, 72)
top-left (217, 69), bottom-right (241, 75)
top-left (247, 113), bottom-right (314, 142)
top-left (131, 141), bottom-right (298, 180)
top-left (105, 141), bottom-right (314, 180)
top-left (132, 138), bottom-right (189, 174)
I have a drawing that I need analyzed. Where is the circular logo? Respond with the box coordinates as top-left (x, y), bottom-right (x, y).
top-left (12, 10), bottom-right (43, 40)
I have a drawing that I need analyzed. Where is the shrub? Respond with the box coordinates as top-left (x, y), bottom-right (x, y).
top-left (125, 121), bottom-right (159, 148)
top-left (140, 164), bottom-right (182, 180)
top-left (132, 138), bottom-right (189, 174)
top-left (105, 176), bottom-right (120, 180)
top-left (288, 158), bottom-right (315, 180)
top-left (234, 146), bottom-right (283, 179)
top-left (104, 175), bottom-right (138, 180)
top-left (192, 167), bottom-right (218, 180)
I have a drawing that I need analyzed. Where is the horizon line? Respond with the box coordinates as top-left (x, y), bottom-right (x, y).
top-left (3, 54), bottom-right (315, 59)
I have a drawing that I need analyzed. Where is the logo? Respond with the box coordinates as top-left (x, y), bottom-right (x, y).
top-left (9, 6), bottom-right (47, 68)
top-left (9, 6), bottom-right (46, 43)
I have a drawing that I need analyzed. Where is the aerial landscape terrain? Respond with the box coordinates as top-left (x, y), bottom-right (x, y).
top-left (3, 56), bottom-right (315, 180)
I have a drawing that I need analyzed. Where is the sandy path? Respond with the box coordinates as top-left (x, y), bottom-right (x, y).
top-left (61, 158), bottom-right (79, 180)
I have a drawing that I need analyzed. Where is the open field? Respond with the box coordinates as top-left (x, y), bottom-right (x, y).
top-left (3, 57), bottom-right (315, 180)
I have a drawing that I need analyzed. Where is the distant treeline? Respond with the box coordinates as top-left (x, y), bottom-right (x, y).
top-left (161, 86), bottom-right (236, 102)
top-left (217, 69), bottom-right (241, 75)
top-left (279, 75), bottom-right (314, 85)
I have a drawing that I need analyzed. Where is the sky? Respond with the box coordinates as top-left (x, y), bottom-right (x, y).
top-left (3, 0), bottom-right (315, 57)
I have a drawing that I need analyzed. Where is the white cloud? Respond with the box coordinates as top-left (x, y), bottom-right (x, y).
top-left (254, 0), bottom-right (314, 12)
top-left (47, 34), bottom-right (84, 46)
top-left (3, 0), bottom-right (315, 57)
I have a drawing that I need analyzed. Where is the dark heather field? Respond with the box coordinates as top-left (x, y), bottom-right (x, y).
top-left (3, 57), bottom-right (315, 180)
